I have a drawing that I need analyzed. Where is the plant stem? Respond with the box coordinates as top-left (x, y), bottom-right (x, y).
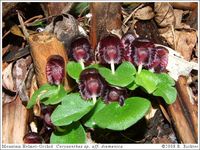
top-left (92, 95), bottom-right (97, 104)
top-left (57, 84), bottom-right (61, 91)
top-left (138, 64), bottom-right (143, 74)
top-left (79, 59), bottom-right (85, 70)
top-left (110, 60), bottom-right (115, 74)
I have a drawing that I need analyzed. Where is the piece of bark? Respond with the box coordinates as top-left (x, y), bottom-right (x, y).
top-left (168, 95), bottom-right (196, 143)
top-left (90, 3), bottom-right (122, 50)
top-left (28, 32), bottom-right (71, 90)
top-left (176, 76), bottom-right (198, 140)
top-left (2, 97), bottom-right (29, 143)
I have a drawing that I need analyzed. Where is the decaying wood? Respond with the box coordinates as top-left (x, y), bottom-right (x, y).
top-left (176, 76), bottom-right (198, 140)
top-left (168, 94), bottom-right (196, 143)
top-left (90, 3), bottom-right (122, 50)
top-left (28, 32), bottom-right (71, 90)
top-left (2, 97), bottom-right (29, 143)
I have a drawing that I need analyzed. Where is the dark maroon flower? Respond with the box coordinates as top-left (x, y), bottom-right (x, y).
top-left (148, 46), bottom-right (168, 72)
top-left (46, 55), bottom-right (65, 85)
top-left (79, 68), bottom-right (105, 103)
top-left (70, 36), bottom-right (93, 68)
top-left (121, 33), bottom-right (136, 63)
top-left (131, 38), bottom-right (155, 73)
top-left (104, 86), bottom-right (127, 106)
top-left (97, 35), bottom-right (124, 74)
top-left (23, 132), bottom-right (44, 144)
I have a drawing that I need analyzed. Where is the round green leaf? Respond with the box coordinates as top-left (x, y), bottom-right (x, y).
top-left (135, 70), bottom-right (159, 93)
top-left (82, 100), bottom-right (106, 128)
top-left (51, 93), bottom-right (94, 126)
top-left (50, 122), bottom-right (86, 144)
top-left (93, 97), bottom-right (151, 131)
top-left (66, 61), bottom-right (82, 81)
top-left (156, 73), bottom-right (175, 86)
top-left (153, 84), bottom-right (177, 104)
top-left (99, 62), bottom-right (136, 87)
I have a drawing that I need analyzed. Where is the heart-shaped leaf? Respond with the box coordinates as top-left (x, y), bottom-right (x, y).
top-left (153, 84), bottom-right (177, 104)
top-left (66, 61), bottom-right (83, 81)
top-left (135, 70), bottom-right (159, 93)
top-left (50, 122), bottom-right (86, 144)
top-left (99, 62), bottom-right (136, 87)
top-left (51, 93), bottom-right (94, 126)
top-left (82, 100), bottom-right (106, 128)
top-left (93, 97), bottom-right (151, 131)
top-left (27, 84), bottom-right (57, 109)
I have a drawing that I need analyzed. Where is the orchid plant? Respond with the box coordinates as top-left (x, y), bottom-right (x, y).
top-left (26, 33), bottom-right (177, 144)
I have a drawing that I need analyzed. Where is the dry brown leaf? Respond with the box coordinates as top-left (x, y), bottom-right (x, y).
top-left (174, 9), bottom-right (183, 27)
top-left (154, 2), bottom-right (175, 27)
top-left (134, 6), bottom-right (155, 20)
top-left (2, 62), bottom-right (9, 71)
top-left (152, 135), bottom-right (172, 144)
top-left (29, 75), bottom-right (37, 97)
top-left (159, 103), bottom-right (171, 124)
top-left (108, 29), bottom-right (123, 39)
top-left (2, 91), bottom-right (17, 104)
top-left (2, 96), bottom-right (29, 143)
top-left (154, 3), bottom-right (176, 48)
top-left (145, 106), bottom-right (157, 120)
top-left (158, 26), bottom-right (174, 48)
top-left (195, 43), bottom-right (198, 57)
top-left (173, 9), bottom-right (191, 29)
top-left (2, 44), bottom-right (11, 56)
top-left (12, 56), bottom-right (32, 90)
top-left (18, 64), bottom-right (35, 103)
top-left (45, 14), bottom-right (79, 49)
top-left (2, 63), bottom-right (15, 92)
top-left (10, 24), bottom-right (25, 38)
top-left (175, 30), bottom-right (197, 61)
top-left (33, 100), bottom-right (42, 117)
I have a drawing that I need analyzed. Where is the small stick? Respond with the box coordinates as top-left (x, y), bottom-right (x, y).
top-left (17, 10), bottom-right (29, 39)
top-left (3, 15), bottom-right (43, 39)
top-left (24, 15), bottom-right (43, 24)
